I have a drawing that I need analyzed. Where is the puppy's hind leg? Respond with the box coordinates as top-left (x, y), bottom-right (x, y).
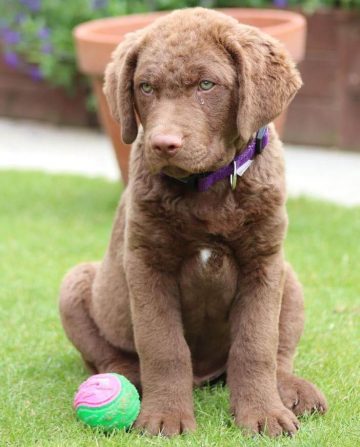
top-left (277, 263), bottom-right (327, 416)
top-left (59, 262), bottom-right (140, 389)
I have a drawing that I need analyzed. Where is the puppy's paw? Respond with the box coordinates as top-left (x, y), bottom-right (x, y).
top-left (134, 407), bottom-right (196, 437)
top-left (278, 373), bottom-right (328, 416)
top-left (234, 404), bottom-right (299, 437)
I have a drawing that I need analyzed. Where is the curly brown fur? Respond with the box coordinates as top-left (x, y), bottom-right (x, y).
top-left (60, 8), bottom-right (327, 438)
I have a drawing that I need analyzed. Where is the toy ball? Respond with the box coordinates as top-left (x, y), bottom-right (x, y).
top-left (73, 373), bottom-right (140, 431)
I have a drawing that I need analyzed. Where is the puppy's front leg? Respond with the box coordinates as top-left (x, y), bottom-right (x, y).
top-left (227, 253), bottom-right (299, 437)
top-left (126, 252), bottom-right (195, 436)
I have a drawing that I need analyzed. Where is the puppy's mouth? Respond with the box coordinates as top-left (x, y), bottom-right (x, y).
top-left (160, 165), bottom-right (191, 179)
top-left (157, 153), bottom-right (216, 179)
top-left (147, 142), bottom-right (236, 179)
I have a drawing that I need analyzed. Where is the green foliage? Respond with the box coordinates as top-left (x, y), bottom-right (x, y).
top-left (0, 1), bottom-right (121, 92)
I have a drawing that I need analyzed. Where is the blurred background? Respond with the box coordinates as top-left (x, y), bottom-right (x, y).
top-left (1, 0), bottom-right (360, 147)
top-left (1, 0), bottom-right (360, 203)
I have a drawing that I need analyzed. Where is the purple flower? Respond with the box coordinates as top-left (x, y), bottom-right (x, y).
top-left (91, 0), bottom-right (108, 10)
top-left (41, 42), bottom-right (53, 54)
top-left (20, 0), bottom-right (41, 12)
top-left (38, 27), bottom-right (51, 40)
top-left (2, 29), bottom-right (21, 45)
top-left (273, 0), bottom-right (288, 7)
top-left (28, 66), bottom-right (43, 81)
top-left (4, 52), bottom-right (20, 69)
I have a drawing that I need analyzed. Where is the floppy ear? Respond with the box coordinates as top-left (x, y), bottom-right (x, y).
top-left (103, 31), bottom-right (142, 144)
top-left (222, 25), bottom-right (302, 142)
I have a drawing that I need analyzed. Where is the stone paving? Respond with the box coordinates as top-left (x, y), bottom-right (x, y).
top-left (1, 118), bottom-right (359, 206)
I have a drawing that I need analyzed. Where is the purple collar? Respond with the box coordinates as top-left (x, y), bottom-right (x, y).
top-left (163, 126), bottom-right (269, 192)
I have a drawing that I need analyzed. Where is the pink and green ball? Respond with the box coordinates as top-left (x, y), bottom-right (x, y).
top-left (74, 373), bottom-right (140, 431)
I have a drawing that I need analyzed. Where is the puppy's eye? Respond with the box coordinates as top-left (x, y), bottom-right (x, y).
top-left (199, 80), bottom-right (215, 91)
top-left (140, 83), bottom-right (154, 95)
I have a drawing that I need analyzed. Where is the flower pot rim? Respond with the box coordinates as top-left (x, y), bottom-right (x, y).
top-left (74, 8), bottom-right (306, 76)
top-left (74, 8), bottom-right (306, 46)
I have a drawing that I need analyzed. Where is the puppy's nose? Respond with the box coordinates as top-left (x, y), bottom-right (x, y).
top-left (151, 134), bottom-right (182, 157)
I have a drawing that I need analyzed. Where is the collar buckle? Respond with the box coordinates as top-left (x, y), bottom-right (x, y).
top-left (255, 126), bottom-right (268, 154)
top-left (229, 160), bottom-right (237, 190)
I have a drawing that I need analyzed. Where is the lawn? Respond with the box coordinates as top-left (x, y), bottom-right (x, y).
top-left (0, 170), bottom-right (359, 447)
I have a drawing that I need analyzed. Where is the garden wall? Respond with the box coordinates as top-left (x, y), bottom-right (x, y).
top-left (0, 55), bottom-right (96, 127)
top-left (285, 9), bottom-right (360, 151)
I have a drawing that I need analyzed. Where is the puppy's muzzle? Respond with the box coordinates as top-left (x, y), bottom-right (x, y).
top-left (151, 134), bottom-right (183, 158)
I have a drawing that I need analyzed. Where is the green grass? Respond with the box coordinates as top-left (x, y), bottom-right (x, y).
top-left (0, 170), bottom-right (359, 447)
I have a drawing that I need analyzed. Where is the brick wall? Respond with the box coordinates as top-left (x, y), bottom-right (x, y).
top-left (284, 10), bottom-right (360, 151)
top-left (0, 55), bottom-right (96, 126)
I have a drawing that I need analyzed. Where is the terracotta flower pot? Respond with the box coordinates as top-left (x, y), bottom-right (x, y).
top-left (74, 9), bottom-right (306, 184)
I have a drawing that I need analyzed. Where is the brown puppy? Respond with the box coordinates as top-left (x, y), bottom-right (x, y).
top-left (59, 8), bottom-right (327, 437)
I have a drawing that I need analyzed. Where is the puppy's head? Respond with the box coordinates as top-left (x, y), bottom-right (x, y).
top-left (104, 8), bottom-right (302, 178)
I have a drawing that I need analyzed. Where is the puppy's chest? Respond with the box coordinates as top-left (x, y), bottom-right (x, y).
top-left (178, 241), bottom-right (238, 376)
top-left (168, 192), bottom-right (250, 240)
top-left (143, 188), bottom-right (262, 270)
top-left (196, 206), bottom-right (246, 237)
